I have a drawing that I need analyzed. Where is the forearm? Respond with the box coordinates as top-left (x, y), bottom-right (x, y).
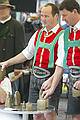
top-left (6, 53), bottom-right (27, 67)
top-left (51, 66), bottom-right (64, 93)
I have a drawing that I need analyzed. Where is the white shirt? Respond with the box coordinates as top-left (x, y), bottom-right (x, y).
top-left (0, 16), bottom-right (11, 24)
top-left (22, 24), bottom-right (64, 67)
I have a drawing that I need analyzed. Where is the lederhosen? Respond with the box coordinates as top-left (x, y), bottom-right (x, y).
top-left (64, 27), bottom-right (80, 115)
top-left (28, 27), bottom-right (64, 112)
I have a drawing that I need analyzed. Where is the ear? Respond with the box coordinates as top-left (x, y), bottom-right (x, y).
top-left (55, 13), bottom-right (59, 17)
top-left (73, 9), bottom-right (77, 14)
top-left (54, 13), bottom-right (59, 20)
top-left (54, 14), bottom-right (59, 23)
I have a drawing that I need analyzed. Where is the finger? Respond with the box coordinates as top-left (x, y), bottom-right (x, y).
top-left (73, 81), bottom-right (78, 88)
top-left (41, 84), bottom-right (44, 90)
top-left (41, 84), bottom-right (46, 90)
top-left (73, 83), bottom-right (79, 90)
top-left (42, 90), bottom-right (49, 99)
top-left (45, 85), bottom-right (50, 90)
top-left (73, 83), bottom-right (76, 88)
top-left (1, 65), bottom-right (6, 71)
top-left (43, 92), bottom-right (49, 99)
top-left (41, 91), bottom-right (46, 98)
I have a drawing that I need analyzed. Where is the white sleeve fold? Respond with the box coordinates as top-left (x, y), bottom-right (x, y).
top-left (22, 31), bottom-right (37, 59)
top-left (55, 32), bottom-right (64, 67)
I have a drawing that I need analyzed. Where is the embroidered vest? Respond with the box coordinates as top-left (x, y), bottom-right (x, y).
top-left (33, 27), bottom-right (64, 69)
top-left (64, 27), bottom-right (80, 68)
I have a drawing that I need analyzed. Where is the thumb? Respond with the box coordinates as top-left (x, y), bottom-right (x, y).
top-left (0, 64), bottom-right (6, 71)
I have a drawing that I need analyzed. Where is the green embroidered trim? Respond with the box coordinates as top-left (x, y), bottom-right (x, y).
top-left (32, 66), bottom-right (50, 78)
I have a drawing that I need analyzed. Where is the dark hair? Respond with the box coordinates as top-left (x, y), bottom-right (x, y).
top-left (59, 0), bottom-right (80, 14)
top-left (43, 3), bottom-right (59, 17)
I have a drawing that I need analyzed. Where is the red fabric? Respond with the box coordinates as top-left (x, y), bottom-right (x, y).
top-left (0, 80), bottom-right (2, 84)
top-left (34, 27), bottom-right (63, 68)
top-left (67, 30), bottom-right (80, 66)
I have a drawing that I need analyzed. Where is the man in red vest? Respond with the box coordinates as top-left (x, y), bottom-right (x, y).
top-left (41, 0), bottom-right (80, 120)
top-left (0, 3), bottom-right (64, 120)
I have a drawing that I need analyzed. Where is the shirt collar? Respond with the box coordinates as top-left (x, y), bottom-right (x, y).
top-left (42, 24), bottom-right (60, 33)
top-left (74, 20), bottom-right (80, 30)
top-left (0, 15), bottom-right (11, 24)
top-left (70, 20), bottom-right (80, 31)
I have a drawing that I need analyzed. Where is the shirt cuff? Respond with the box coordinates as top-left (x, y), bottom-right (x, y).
top-left (55, 59), bottom-right (64, 68)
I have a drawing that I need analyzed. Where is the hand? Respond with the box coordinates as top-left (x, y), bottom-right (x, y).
top-left (8, 70), bottom-right (23, 82)
top-left (14, 69), bottom-right (23, 76)
top-left (0, 61), bottom-right (8, 71)
top-left (41, 75), bottom-right (53, 91)
top-left (73, 81), bottom-right (80, 90)
top-left (0, 87), bottom-right (7, 103)
top-left (14, 69), bottom-right (23, 78)
top-left (41, 87), bottom-right (54, 99)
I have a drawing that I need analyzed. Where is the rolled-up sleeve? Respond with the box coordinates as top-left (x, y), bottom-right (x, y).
top-left (22, 31), bottom-right (37, 60)
top-left (55, 32), bottom-right (64, 67)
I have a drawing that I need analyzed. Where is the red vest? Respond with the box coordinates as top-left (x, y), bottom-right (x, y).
top-left (67, 29), bottom-right (80, 66)
top-left (34, 27), bottom-right (63, 69)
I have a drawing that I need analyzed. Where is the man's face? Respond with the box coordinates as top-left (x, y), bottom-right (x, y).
top-left (0, 5), bottom-right (10, 20)
top-left (40, 6), bottom-right (58, 30)
top-left (60, 9), bottom-right (75, 26)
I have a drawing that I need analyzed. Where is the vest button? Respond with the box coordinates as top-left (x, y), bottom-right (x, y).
top-left (3, 48), bottom-right (5, 51)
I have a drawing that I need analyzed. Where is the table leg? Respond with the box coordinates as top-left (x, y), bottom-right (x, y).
top-left (23, 114), bottom-right (28, 120)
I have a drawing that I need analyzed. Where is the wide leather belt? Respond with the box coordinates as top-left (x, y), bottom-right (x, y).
top-left (32, 66), bottom-right (54, 79)
top-left (69, 66), bottom-right (80, 82)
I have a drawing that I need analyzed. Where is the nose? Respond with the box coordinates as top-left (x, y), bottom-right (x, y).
top-left (62, 15), bottom-right (67, 22)
top-left (41, 15), bottom-right (46, 23)
top-left (41, 15), bottom-right (46, 19)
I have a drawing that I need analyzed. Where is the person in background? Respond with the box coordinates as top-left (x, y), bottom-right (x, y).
top-left (0, 0), bottom-right (25, 102)
top-left (0, 3), bottom-right (64, 120)
top-left (41, 0), bottom-right (80, 120)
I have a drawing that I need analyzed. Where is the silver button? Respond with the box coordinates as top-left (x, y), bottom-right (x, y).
top-left (3, 48), bottom-right (5, 51)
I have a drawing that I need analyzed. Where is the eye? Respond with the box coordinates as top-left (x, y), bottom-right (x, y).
top-left (45, 15), bottom-right (49, 18)
top-left (40, 14), bottom-right (49, 18)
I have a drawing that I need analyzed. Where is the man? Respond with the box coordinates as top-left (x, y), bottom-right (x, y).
top-left (59, 1), bottom-right (80, 120)
top-left (41, 0), bottom-right (80, 120)
top-left (0, 3), bottom-right (64, 120)
top-left (0, 0), bottom-right (25, 103)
